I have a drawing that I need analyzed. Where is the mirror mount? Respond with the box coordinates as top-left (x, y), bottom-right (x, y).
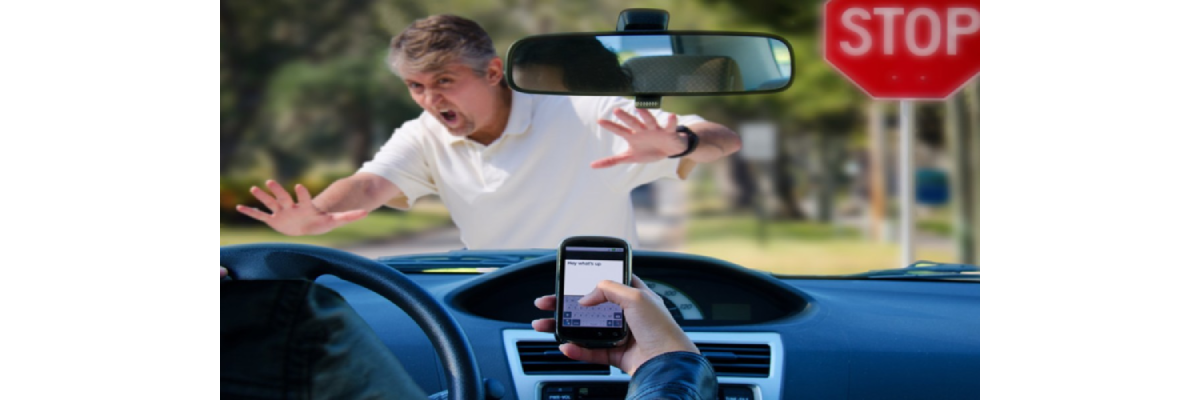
top-left (617, 9), bottom-right (669, 108)
top-left (635, 96), bottom-right (662, 109)
top-left (616, 9), bottom-right (669, 31)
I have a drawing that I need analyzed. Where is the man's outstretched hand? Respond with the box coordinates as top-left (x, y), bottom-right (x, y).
top-left (592, 109), bottom-right (688, 168)
top-left (235, 180), bottom-right (368, 236)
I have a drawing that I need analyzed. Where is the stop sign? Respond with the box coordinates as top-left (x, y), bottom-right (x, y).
top-left (823, 0), bottom-right (980, 99)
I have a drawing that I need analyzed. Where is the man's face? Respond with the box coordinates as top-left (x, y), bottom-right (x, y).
top-left (399, 59), bottom-right (506, 137)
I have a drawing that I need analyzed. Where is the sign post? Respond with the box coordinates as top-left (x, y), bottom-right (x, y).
top-left (823, 0), bottom-right (980, 267)
top-left (898, 101), bottom-right (914, 266)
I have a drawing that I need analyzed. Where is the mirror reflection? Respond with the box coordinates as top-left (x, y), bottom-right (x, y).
top-left (508, 33), bottom-right (793, 95)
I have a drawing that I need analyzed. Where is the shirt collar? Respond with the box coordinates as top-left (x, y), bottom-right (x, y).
top-left (444, 90), bottom-right (533, 145)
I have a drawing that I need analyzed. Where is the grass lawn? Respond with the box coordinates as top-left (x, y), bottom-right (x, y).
top-left (220, 209), bottom-right (451, 247)
top-left (682, 215), bottom-right (956, 275)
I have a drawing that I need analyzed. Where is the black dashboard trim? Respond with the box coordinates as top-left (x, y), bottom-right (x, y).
top-left (443, 250), bottom-right (813, 327)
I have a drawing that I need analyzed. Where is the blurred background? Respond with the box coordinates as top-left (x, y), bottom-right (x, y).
top-left (220, 0), bottom-right (980, 275)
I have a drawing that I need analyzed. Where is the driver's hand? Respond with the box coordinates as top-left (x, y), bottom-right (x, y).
top-left (235, 180), bottom-right (368, 236)
top-left (591, 109), bottom-right (687, 168)
top-left (531, 275), bottom-right (699, 375)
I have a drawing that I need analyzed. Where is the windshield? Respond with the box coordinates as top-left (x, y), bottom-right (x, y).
top-left (220, 2), bottom-right (979, 277)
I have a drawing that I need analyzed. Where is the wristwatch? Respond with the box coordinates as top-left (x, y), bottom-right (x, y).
top-left (668, 125), bottom-right (699, 158)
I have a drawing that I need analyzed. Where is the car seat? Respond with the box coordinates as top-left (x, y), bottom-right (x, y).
top-left (622, 55), bottom-right (745, 93)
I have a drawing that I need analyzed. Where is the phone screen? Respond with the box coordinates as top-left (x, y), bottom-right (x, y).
top-left (559, 245), bottom-right (628, 330)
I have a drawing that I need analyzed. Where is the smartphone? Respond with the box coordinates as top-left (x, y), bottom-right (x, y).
top-left (555, 236), bottom-right (632, 348)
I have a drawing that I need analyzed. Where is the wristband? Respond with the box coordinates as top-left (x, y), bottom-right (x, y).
top-left (668, 126), bottom-right (699, 159)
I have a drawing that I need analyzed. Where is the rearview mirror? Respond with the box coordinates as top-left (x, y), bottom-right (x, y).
top-left (506, 32), bottom-right (793, 96)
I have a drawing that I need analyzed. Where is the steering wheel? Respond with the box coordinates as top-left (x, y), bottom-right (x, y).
top-left (221, 243), bottom-right (484, 400)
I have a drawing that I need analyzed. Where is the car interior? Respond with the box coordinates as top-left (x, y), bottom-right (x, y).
top-left (221, 8), bottom-right (980, 400)
top-left (222, 244), bottom-right (979, 400)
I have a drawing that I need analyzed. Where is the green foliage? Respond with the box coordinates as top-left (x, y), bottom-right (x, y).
top-left (696, 0), bottom-right (822, 35)
top-left (220, 172), bottom-right (349, 224)
top-left (918, 219), bottom-right (953, 237)
top-left (220, 210), bottom-right (451, 247)
top-left (221, 0), bottom-right (380, 172)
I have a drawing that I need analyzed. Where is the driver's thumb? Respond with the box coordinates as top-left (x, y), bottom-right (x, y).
top-left (577, 280), bottom-right (639, 308)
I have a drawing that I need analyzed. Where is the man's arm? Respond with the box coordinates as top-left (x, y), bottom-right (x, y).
top-left (682, 121), bottom-right (741, 164)
top-left (311, 172), bottom-right (402, 214)
top-left (235, 173), bottom-right (402, 236)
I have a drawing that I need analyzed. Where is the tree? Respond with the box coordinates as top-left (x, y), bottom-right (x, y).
top-left (221, 0), bottom-right (375, 173)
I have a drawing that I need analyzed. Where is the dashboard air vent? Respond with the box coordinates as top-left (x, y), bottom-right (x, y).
top-left (697, 343), bottom-right (771, 377)
top-left (516, 341), bottom-right (610, 375)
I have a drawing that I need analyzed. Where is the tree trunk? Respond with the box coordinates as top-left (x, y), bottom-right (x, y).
top-left (772, 148), bottom-right (806, 219)
top-left (946, 78), bottom-right (980, 265)
top-left (813, 131), bottom-right (852, 223)
top-left (967, 79), bottom-right (980, 265)
top-left (727, 153), bottom-right (758, 212)
top-left (866, 101), bottom-right (888, 241)
top-left (815, 132), bottom-right (834, 222)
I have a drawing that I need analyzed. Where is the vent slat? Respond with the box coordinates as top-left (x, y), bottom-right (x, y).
top-left (516, 341), bottom-right (609, 375)
top-left (696, 343), bottom-right (771, 378)
top-left (705, 369), bottom-right (763, 374)
top-left (696, 344), bottom-right (771, 353)
top-left (708, 363), bottom-right (770, 369)
top-left (516, 341), bottom-right (770, 377)
top-left (704, 354), bottom-right (770, 361)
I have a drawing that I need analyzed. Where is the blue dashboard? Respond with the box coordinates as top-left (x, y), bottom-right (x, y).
top-left (315, 252), bottom-right (980, 399)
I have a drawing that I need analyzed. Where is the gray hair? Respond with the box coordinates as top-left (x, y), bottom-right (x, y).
top-left (386, 14), bottom-right (496, 77)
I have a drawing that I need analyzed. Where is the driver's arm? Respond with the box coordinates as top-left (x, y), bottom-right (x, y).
top-left (311, 172), bottom-right (402, 214)
top-left (681, 120), bottom-right (741, 164)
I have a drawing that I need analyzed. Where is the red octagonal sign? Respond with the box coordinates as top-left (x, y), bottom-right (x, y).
top-left (824, 0), bottom-right (980, 99)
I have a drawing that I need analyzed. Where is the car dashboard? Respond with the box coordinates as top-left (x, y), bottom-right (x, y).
top-left (314, 251), bottom-right (980, 399)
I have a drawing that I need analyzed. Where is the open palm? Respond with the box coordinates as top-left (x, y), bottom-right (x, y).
top-left (235, 180), bottom-right (368, 236)
top-left (591, 108), bottom-right (688, 168)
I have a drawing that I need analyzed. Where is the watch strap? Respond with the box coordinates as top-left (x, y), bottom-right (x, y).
top-left (668, 126), bottom-right (699, 159)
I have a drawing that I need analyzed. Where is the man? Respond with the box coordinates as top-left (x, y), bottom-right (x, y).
top-left (236, 14), bottom-right (741, 249)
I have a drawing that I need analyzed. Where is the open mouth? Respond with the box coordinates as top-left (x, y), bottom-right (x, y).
top-left (439, 109), bottom-right (459, 125)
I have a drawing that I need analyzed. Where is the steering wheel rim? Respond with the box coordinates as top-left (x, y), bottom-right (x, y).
top-left (221, 243), bottom-right (484, 400)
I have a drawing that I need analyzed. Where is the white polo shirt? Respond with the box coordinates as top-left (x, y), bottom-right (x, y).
top-left (358, 91), bottom-right (704, 249)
